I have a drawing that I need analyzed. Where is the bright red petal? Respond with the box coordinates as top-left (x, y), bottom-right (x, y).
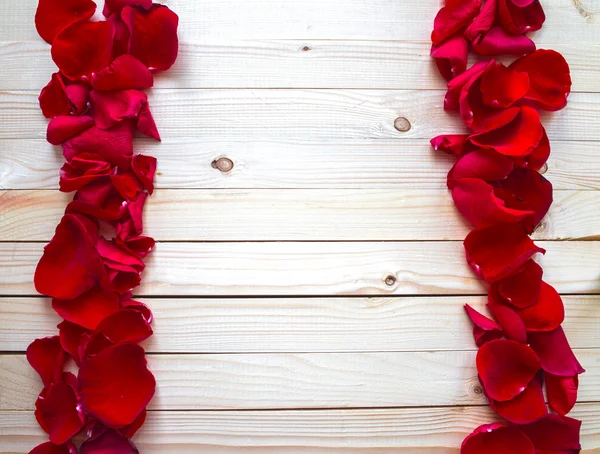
top-left (431, 35), bottom-right (468, 81)
top-left (546, 372), bottom-right (579, 416)
top-left (59, 152), bottom-right (112, 193)
top-left (498, 0), bottom-right (546, 35)
top-left (29, 442), bottom-right (77, 454)
top-left (445, 62), bottom-right (488, 111)
top-left (35, 0), bottom-right (96, 44)
top-left (528, 327), bottom-right (585, 376)
top-left (479, 63), bottom-right (530, 109)
top-left (472, 26), bottom-right (536, 56)
top-left (53, 286), bottom-right (120, 331)
top-left (464, 304), bottom-right (504, 347)
top-left (35, 381), bottom-right (85, 444)
top-left (489, 379), bottom-right (547, 424)
top-left (103, 0), bottom-right (151, 16)
top-left (517, 281), bottom-right (564, 332)
top-left (497, 260), bottom-right (543, 309)
top-left (461, 423), bottom-right (535, 454)
top-left (58, 320), bottom-right (90, 366)
top-left (487, 288), bottom-right (527, 344)
top-left (91, 54), bottom-right (154, 91)
top-left (85, 309), bottom-right (153, 356)
top-left (26, 336), bottom-right (66, 386)
top-left (39, 73), bottom-right (72, 119)
top-left (47, 116), bottom-right (95, 146)
top-left (431, 0), bottom-right (483, 45)
top-left (90, 89), bottom-right (148, 130)
top-left (477, 339), bottom-right (541, 401)
top-left (448, 149), bottom-right (514, 185)
top-left (131, 154), bottom-right (157, 194)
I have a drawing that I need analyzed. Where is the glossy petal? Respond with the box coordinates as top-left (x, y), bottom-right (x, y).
top-left (39, 73), bottom-right (72, 119)
top-left (517, 281), bottom-right (564, 332)
top-left (26, 336), bottom-right (65, 386)
top-left (445, 61), bottom-right (488, 111)
top-left (431, 0), bottom-right (483, 45)
top-left (487, 288), bottom-right (527, 343)
top-left (51, 21), bottom-right (115, 81)
top-left (477, 339), bottom-right (541, 401)
top-left (464, 223), bottom-right (545, 282)
top-left (514, 126), bottom-right (550, 171)
top-left (53, 286), bottom-right (120, 331)
top-left (472, 26), bottom-right (536, 56)
top-left (498, 0), bottom-right (546, 35)
top-left (131, 154), bottom-right (157, 194)
top-left (518, 415), bottom-right (582, 452)
top-left (479, 63), bottom-right (530, 109)
top-left (92, 55), bottom-right (154, 91)
top-left (461, 423), bottom-right (535, 454)
top-left (497, 260), bottom-right (543, 309)
top-left (546, 373), bottom-right (579, 416)
top-left (529, 327), bottom-right (585, 376)
top-left (59, 152), bottom-right (112, 193)
top-left (58, 320), bottom-right (90, 366)
top-left (35, 381), bottom-right (85, 444)
top-left (448, 149), bottom-right (514, 185)
top-left (431, 35), bottom-right (468, 81)
top-left (431, 134), bottom-right (471, 156)
top-left (489, 379), bottom-right (547, 424)
top-left (464, 304), bottom-right (504, 347)
top-left (85, 309), bottom-right (153, 357)
top-left (122, 4), bottom-right (179, 71)
top-left (47, 116), bottom-right (95, 146)
top-left (79, 343), bottom-right (155, 427)
top-left (464, 0), bottom-right (497, 41)
top-left (35, 0), bottom-right (96, 44)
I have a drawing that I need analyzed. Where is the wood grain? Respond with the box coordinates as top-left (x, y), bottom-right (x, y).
top-left (1, 90), bottom-right (600, 141)
top-left (1, 296), bottom-right (598, 353)
top-left (3, 138), bottom-right (600, 191)
top-left (1, 405), bottom-right (600, 453)
top-left (1, 349), bottom-right (599, 411)
top-left (1, 40), bottom-right (599, 92)
top-left (1, 241), bottom-right (599, 296)
top-left (2, 189), bottom-right (599, 242)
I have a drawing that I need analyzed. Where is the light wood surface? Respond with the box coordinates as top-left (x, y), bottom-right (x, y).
top-left (0, 0), bottom-right (599, 452)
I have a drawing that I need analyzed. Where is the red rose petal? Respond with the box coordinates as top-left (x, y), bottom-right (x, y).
top-left (445, 62), bottom-right (488, 111)
top-left (477, 339), bottom-right (541, 401)
top-left (39, 73), bottom-right (72, 119)
top-left (487, 289), bottom-right (527, 344)
top-left (35, 0), bottom-right (96, 44)
top-left (59, 152), bottom-right (112, 193)
top-left (58, 320), bottom-right (90, 366)
top-left (431, 35), bottom-right (468, 81)
top-left (111, 171), bottom-right (143, 200)
top-left (51, 21), bottom-right (115, 81)
top-left (35, 381), bottom-right (85, 444)
top-left (80, 428), bottom-right (139, 454)
top-left (461, 423), bottom-right (535, 454)
top-left (103, 0), bottom-right (151, 16)
top-left (29, 442), bottom-right (77, 454)
top-left (86, 309), bottom-right (153, 356)
top-left (35, 213), bottom-right (106, 300)
top-left (121, 299), bottom-right (153, 323)
top-left (122, 4), bottom-right (179, 71)
top-left (489, 379), bottom-right (548, 424)
top-left (497, 260), bottom-right (543, 309)
top-left (431, 0), bottom-right (483, 45)
top-left (518, 415), bottom-right (582, 452)
top-left (119, 409), bottom-right (146, 439)
top-left (464, 304), bottom-right (504, 347)
top-left (79, 343), bottom-right (155, 427)
top-left (498, 0), bottom-right (546, 35)
top-left (53, 286), bottom-right (120, 331)
top-left (529, 327), bottom-right (585, 376)
top-left (26, 336), bottom-right (66, 386)
top-left (131, 154), bottom-right (157, 194)
top-left (92, 55), bottom-right (154, 91)
top-left (127, 191), bottom-right (148, 235)
top-left (472, 26), bottom-right (536, 56)
top-left (510, 49), bottom-right (572, 111)
top-left (65, 84), bottom-right (90, 116)
top-left (464, 0), bottom-right (497, 41)
top-left (448, 149), bottom-right (514, 185)
top-left (546, 372), bottom-right (579, 416)
top-left (90, 89), bottom-right (148, 130)
top-left (479, 63), bottom-right (530, 109)
top-left (514, 126), bottom-right (550, 171)
top-left (464, 223), bottom-right (545, 282)
top-left (47, 116), bottom-right (95, 146)
top-left (136, 102), bottom-right (161, 140)
top-left (431, 134), bottom-right (471, 156)
top-left (517, 281), bottom-right (564, 332)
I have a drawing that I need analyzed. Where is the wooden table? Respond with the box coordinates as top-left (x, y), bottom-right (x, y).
top-left (1, 0), bottom-right (599, 452)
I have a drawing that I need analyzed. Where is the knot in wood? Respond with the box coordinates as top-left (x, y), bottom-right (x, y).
top-left (212, 157), bottom-right (234, 173)
top-left (301, 45), bottom-right (311, 52)
top-left (384, 275), bottom-right (397, 286)
top-left (394, 117), bottom-right (411, 132)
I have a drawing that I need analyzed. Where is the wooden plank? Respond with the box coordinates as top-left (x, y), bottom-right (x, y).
top-left (1, 0), bottom-right (598, 42)
top-left (1, 295), bottom-right (598, 353)
top-left (1, 90), bottom-right (600, 141)
top-left (1, 349), bottom-right (599, 411)
top-left (1, 40), bottom-right (599, 92)
top-left (1, 139), bottom-right (599, 191)
top-left (1, 405), bottom-right (600, 453)
top-left (1, 241), bottom-right (599, 296)
top-left (2, 189), bottom-right (599, 242)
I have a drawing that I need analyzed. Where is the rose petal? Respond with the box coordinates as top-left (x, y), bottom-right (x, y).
top-left (51, 21), bottom-right (115, 81)
top-left (111, 171), bottom-right (143, 200)
top-left (26, 336), bottom-right (65, 386)
top-left (464, 0), bottom-right (497, 41)
top-left (136, 102), bottom-right (161, 140)
top-left (90, 89), bottom-right (148, 130)
top-left (53, 286), bottom-right (120, 331)
top-left (464, 304), bottom-right (504, 347)
top-left (517, 281), bottom-right (564, 332)
top-left (513, 126), bottom-right (550, 171)
top-left (445, 62), bottom-right (488, 111)
top-left (487, 288), bottom-right (527, 343)
top-left (448, 149), bottom-right (514, 184)
top-left (464, 223), bottom-right (545, 282)
top-left (498, 0), bottom-right (546, 35)
top-left (35, 0), bottom-right (96, 44)
top-left (461, 423), bottom-right (535, 454)
top-left (60, 152), bottom-right (112, 193)
top-left (85, 309), bottom-right (153, 357)
top-left (47, 116), bottom-right (95, 146)
top-left (431, 0), bottom-right (483, 45)
top-left (510, 49), bottom-right (572, 111)
top-left (79, 343), bottom-right (155, 427)
top-left (122, 4), bottom-right (179, 71)
top-left (518, 415), bottom-right (582, 452)
top-left (479, 62), bottom-right (530, 109)
top-left (29, 442), bottom-right (77, 454)
top-left (546, 372), bottom-right (578, 416)
top-left (472, 26), bottom-right (536, 56)
top-left (497, 260), bottom-right (543, 309)
top-left (120, 409), bottom-right (146, 438)
top-left (529, 327), bottom-right (585, 376)
top-left (489, 379), bottom-right (547, 424)
top-left (35, 381), bottom-right (85, 444)
top-left (103, 0), bottom-right (151, 16)
top-left (39, 73), bottom-right (72, 119)
top-left (477, 339), bottom-right (541, 401)
top-left (80, 427), bottom-right (139, 454)
top-left (431, 134), bottom-right (471, 156)
top-left (431, 35), bottom-right (468, 81)
top-left (92, 55), bottom-right (154, 91)
top-left (131, 154), bottom-right (157, 194)
top-left (58, 320), bottom-right (90, 366)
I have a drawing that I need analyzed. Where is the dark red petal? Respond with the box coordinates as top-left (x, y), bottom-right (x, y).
top-left (431, 35), bottom-right (468, 81)
top-left (92, 55), bottom-right (154, 91)
top-left (26, 336), bottom-right (65, 386)
top-left (489, 379), bottom-right (547, 424)
top-left (431, 0), bottom-right (483, 45)
top-left (529, 327), bottom-right (585, 376)
top-left (510, 49), bottom-right (572, 111)
top-left (546, 372), bottom-right (578, 416)
top-left (131, 154), bottom-right (157, 194)
top-left (58, 320), bottom-right (90, 366)
top-left (35, 213), bottom-right (106, 299)
top-left (79, 343), bottom-right (155, 427)
top-left (464, 0), bottom-right (497, 41)
top-left (80, 427), bottom-right (139, 454)
top-left (497, 260), bottom-right (543, 309)
top-left (103, 0), bottom-right (151, 16)
top-left (51, 21), bottom-right (115, 81)
top-left (122, 4), bottom-right (179, 71)
top-left (39, 73), bottom-right (72, 119)
top-left (35, 381), bottom-right (85, 444)
top-left (53, 286), bottom-right (120, 331)
top-left (461, 423), bottom-right (535, 454)
top-left (487, 289), bottom-right (527, 344)
top-left (108, 11), bottom-right (131, 57)
top-left (498, 0), bottom-right (546, 34)
top-left (136, 102), bottom-right (161, 140)
top-left (445, 62), bottom-right (488, 111)
top-left (121, 300), bottom-right (153, 323)
top-left (120, 409), bottom-right (146, 438)
top-left (431, 134), bottom-right (471, 156)
top-left (464, 223), bottom-right (545, 282)
top-left (517, 281), bottom-right (564, 332)
top-left (90, 89), bottom-right (148, 130)
top-left (47, 116), bottom-right (95, 146)
top-left (448, 149), bottom-right (514, 185)
top-left (518, 415), bottom-right (582, 452)
top-left (35, 0), bottom-right (96, 44)
top-left (29, 442), bottom-right (77, 454)
top-left (127, 192), bottom-right (148, 235)
top-left (59, 152), bottom-right (112, 193)
top-left (464, 304), bottom-right (504, 347)
top-left (479, 63), bottom-right (530, 109)
top-left (472, 26), bottom-right (536, 56)
top-left (477, 339), bottom-right (541, 401)
top-left (469, 106), bottom-right (543, 156)
top-left (67, 179), bottom-right (127, 222)
top-left (63, 121), bottom-right (135, 170)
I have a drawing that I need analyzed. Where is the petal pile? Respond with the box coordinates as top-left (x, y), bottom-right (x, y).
top-left (29, 0), bottom-right (178, 451)
top-left (430, 1), bottom-right (583, 452)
